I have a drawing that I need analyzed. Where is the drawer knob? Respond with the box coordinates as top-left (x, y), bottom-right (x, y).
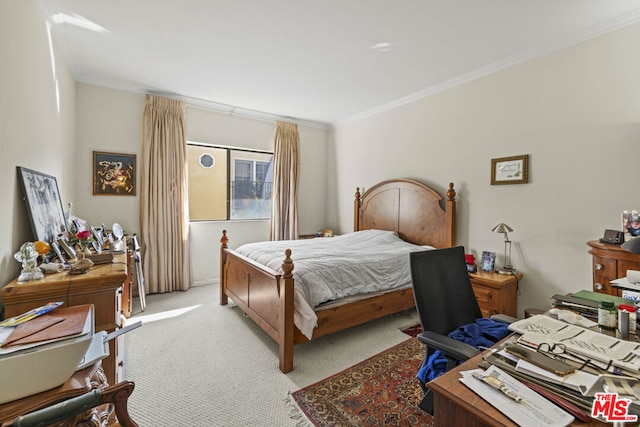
top-left (594, 263), bottom-right (604, 271)
top-left (595, 282), bottom-right (604, 290)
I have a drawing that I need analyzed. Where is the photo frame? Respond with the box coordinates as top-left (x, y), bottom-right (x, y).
top-left (93, 151), bottom-right (136, 195)
top-left (57, 238), bottom-right (77, 259)
top-left (491, 155), bottom-right (529, 185)
top-left (91, 226), bottom-right (104, 253)
top-left (51, 241), bottom-right (65, 263)
top-left (17, 167), bottom-right (68, 243)
top-left (623, 210), bottom-right (640, 239)
top-left (480, 251), bottom-right (496, 272)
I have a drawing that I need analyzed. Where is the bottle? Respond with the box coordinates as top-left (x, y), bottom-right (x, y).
top-left (598, 301), bottom-right (616, 329)
top-left (618, 304), bottom-right (637, 335)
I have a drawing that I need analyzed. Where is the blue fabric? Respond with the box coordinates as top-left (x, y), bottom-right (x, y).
top-left (416, 318), bottom-right (510, 383)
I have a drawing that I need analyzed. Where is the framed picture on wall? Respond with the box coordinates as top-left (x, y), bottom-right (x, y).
top-left (480, 251), bottom-right (496, 272)
top-left (491, 155), bottom-right (529, 185)
top-left (17, 166), bottom-right (68, 243)
top-left (93, 151), bottom-right (136, 195)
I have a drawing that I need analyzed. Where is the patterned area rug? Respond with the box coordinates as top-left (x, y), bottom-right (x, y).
top-left (290, 338), bottom-right (433, 426)
top-left (401, 324), bottom-right (422, 338)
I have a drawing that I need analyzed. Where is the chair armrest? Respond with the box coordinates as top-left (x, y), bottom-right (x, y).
top-left (417, 331), bottom-right (480, 361)
top-left (490, 314), bottom-right (518, 324)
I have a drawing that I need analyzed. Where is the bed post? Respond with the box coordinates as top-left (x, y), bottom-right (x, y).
top-left (279, 249), bottom-right (295, 373)
top-left (220, 230), bottom-right (228, 305)
top-left (445, 183), bottom-right (456, 247)
top-left (353, 187), bottom-right (361, 231)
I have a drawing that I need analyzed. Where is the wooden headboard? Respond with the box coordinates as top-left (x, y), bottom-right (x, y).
top-left (353, 179), bottom-right (456, 248)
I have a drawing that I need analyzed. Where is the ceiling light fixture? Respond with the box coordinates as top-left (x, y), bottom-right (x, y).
top-left (51, 13), bottom-right (108, 33)
top-left (369, 42), bottom-right (393, 52)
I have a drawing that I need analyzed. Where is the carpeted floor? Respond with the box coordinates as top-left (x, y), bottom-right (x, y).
top-left (123, 284), bottom-right (421, 426)
top-left (290, 338), bottom-right (433, 427)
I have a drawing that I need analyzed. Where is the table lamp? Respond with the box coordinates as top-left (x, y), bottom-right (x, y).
top-left (622, 238), bottom-right (640, 254)
top-left (492, 223), bottom-right (515, 273)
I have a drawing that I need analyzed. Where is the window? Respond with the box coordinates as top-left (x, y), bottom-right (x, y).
top-left (187, 143), bottom-right (273, 221)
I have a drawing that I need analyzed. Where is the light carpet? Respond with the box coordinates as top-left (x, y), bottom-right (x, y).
top-left (123, 284), bottom-right (420, 426)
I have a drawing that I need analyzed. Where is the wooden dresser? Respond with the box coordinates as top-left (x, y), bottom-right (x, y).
top-left (1, 254), bottom-right (128, 386)
top-left (469, 271), bottom-right (521, 318)
top-left (587, 240), bottom-right (640, 296)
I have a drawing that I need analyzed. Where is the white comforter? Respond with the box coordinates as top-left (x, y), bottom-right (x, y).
top-left (234, 229), bottom-right (432, 339)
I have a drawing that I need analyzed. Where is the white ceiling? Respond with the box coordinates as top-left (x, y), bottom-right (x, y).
top-left (39, 0), bottom-right (640, 127)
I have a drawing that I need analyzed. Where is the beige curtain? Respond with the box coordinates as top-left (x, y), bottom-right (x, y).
top-left (270, 121), bottom-right (300, 240)
top-left (140, 94), bottom-right (191, 293)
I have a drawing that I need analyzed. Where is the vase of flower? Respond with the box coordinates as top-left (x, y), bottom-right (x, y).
top-left (81, 244), bottom-right (92, 256)
top-left (76, 230), bottom-right (93, 257)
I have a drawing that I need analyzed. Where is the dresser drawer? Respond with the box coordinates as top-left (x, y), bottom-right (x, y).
top-left (592, 256), bottom-right (616, 294)
top-left (472, 285), bottom-right (492, 318)
top-left (588, 240), bottom-right (640, 297)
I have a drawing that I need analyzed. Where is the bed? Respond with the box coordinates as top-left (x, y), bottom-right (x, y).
top-left (219, 178), bottom-right (457, 372)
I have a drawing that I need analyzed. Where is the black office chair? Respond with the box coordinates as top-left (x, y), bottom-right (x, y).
top-left (410, 246), bottom-right (514, 413)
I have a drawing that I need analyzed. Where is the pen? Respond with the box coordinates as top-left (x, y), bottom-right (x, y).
top-left (472, 371), bottom-right (523, 403)
top-left (0, 301), bottom-right (63, 327)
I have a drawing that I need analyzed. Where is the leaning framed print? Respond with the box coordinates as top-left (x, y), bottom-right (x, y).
top-left (93, 151), bottom-right (136, 195)
top-left (623, 210), bottom-right (640, 239)
top-left (491, 154), bottom-right (529, 185)
top-left (480, 251), bottom-right (496, 272)
top-left (17, 166), bottom-right (68, 243)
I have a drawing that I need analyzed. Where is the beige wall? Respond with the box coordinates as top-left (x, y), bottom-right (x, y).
top-left (0, 1), bottom-right (77, 292)
top-left (331, 23), bottom-right (640, 317)
top-left (75, 88), bottom-right (330, 286)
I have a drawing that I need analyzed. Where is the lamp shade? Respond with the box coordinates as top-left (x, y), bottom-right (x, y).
top-left (622, 238), bottom-right (640, 254)
top-left (492, 223), bottom-right (513, 234)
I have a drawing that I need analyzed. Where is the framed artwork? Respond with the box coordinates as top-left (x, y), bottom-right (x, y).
top-left (491, 155), bottom-right (529, 185)
top-left (481, 251), bottom-right (496, 272)
top-left (93, 151), bottom-right (136, 195)
top-left (17, 167), bottom-right (68, 243)
top-left (623, 210), bottom-right (640, 239)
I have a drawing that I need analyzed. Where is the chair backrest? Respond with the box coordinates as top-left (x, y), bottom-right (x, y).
top-left (410, 246), bottom-right (482, 336)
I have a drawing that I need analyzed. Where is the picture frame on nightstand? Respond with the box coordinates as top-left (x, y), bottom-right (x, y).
top-left (480, 251), bottom-right (496, 272)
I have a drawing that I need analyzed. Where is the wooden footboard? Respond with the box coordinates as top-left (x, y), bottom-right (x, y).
top-left (220, 230), bottom-right (417, 373)
top-left (220, 230), bottom-right (296, 372)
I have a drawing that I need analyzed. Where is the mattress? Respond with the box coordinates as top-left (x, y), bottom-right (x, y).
top-left (234, 229), bottom-right (432, 339)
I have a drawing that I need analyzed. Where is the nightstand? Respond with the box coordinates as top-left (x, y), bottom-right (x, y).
top-left (468, 270), bottom-right (521, 318)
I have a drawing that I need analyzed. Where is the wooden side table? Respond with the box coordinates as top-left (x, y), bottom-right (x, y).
top-left (1, 254), bottom-right (128, 386)
top-left (469, 271), bottom-right (521, 318)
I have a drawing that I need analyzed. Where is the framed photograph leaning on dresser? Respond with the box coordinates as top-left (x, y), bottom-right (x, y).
top-left (623, 210), bottom-right (640, 238)
top-left (17, 166), bottom-right (68, 243)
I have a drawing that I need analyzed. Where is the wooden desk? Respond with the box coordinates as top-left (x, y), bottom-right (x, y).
top-left (0, 362), bottom-right (137, 427)
top-left (1, 254), bottom-right (128, 386)
top-left (428, 345), bottom-right (608, 426)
